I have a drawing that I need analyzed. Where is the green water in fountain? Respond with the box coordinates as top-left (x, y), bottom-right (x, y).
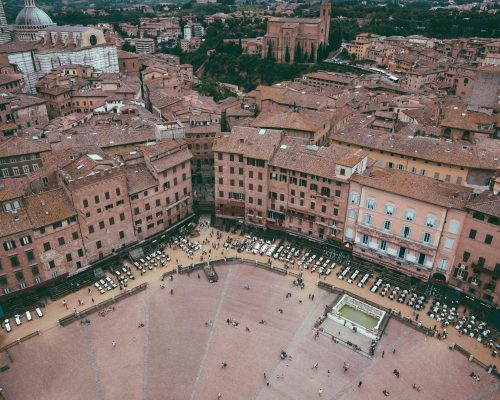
top-left (338, 304), bottom-right (379, 329)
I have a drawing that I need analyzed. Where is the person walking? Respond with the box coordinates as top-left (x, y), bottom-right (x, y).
top-left (358, 381), bottom-right (362, 388)
top-left (318, 388), bottom-right (323, 397)
top-left (171, 288), bottom-right (173, 295)
top-left (112, 341), bottom-right (116, 348)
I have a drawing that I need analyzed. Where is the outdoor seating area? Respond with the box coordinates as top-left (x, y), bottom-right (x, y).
top-left (2, 306), bottom-right (43, 334)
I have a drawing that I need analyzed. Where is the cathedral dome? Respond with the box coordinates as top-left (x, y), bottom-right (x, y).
top-left (15, 0), bottom-right (55, 29)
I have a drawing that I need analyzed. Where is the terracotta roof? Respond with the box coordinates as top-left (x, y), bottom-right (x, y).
top-left (268, 17), bottom-right (321, 24)
top-left (251, 109), bottom-right (331, 132)
top-left (61, 154), bottom-right (118, 181)
top-left (0, 208), bottom-right (32, 238)
top-left (213, 127), bottom-right (283, 161)
top-left (0, 189), bottom-right (21, 202)
top-left (140, 139), bottom-right (186, 159)
top-left (24, 189), bottom-right (76, 229)
top-left (246, 85), bottom-right (333, 110)
top-left (352, 168), bottom-right (473, 209)
top-left (0, 136), bottom-right (51, 158)
top-left (154, 148), bottom-right (191, 174)
top-left (125, 164), bottom-right (157, 194)
top-left (333, 129), bottom-right (499, 170)
top-left (270, 141), bottom-right (367, 179)
top-left (303, 71), bottom-right (355, 85)
top-left (466, 193), bottom-right (500, 218)
top-left (117, 50), bottom-right (139, 59)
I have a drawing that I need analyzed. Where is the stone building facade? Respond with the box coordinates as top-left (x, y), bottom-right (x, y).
top-left (261, 2), bottom-right (331, 63)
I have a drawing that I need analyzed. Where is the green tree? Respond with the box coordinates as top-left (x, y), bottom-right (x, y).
top-left (267, 41), bottom-right (274, 60)
top-left (317, 42), bottom-right (324, 61)
top-left (309, 43), bottom-right (315, 63)
top-left (284, 46), bottom-right (290, 63)
top-left (122, 42), bottom-right (136, 53)
top-left (294, 42), bottom-right (302, 63)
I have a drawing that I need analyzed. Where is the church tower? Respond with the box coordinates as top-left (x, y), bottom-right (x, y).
top-left (0, 0), bottom-right (11, 44)
top-left (320, 2), bottom-right (331, 47)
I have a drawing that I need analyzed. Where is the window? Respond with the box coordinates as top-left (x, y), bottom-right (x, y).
top-left (404, 210), bottom-right (416, 221)
top-left (469, 229), bottom-right (477, 239)
top-left (402, 226), bottom-right (411, 238)
top-left (72, 232), bottom-right (79, 240)
top-left (417, 253), bottom-right (426, 266)
top-left (346, 228), bottom-right (354, 239)
top-left (77, 249), bottom-right (84, 257)
top-left (398, 247), bottom-right (406, 258)
top-left (66, 253), bottom-right (72, 262)
top-left (366, 199), bottom-right (376, 210)
top-left (379, 240), bottom-right (387, 251)
top-left (3, 240), bottom-right (16, 251)
top-left (96, 241), bottom-right (102, 249)
top-left (385, 204), bottom-right (395, 215)
top-left (485, 234), bottom-right (493, 245)
top-left (31, 266), bottom-right (39, 276)
top-left (438, 259), bottom-right (448, 272)
top-left (362, 234), bottom-right (369, 244)
top-left (58, 237), bottom-right (65, 246)
top-left (15, 271), bottom-right (23, 281)
top-left (120, 213), bottom-right (125, 221)
top-left (383, 220), bottom-right (392, 231)
top-left (116, 188), bottom-right (121, 196)
top-left (94, 195), bottom-right (100, 204)
top-left (119, 231), bottom-right (125, 239)
top-left (422, 232), bottom-right (432, 244)
top-left (425, 216), bottom-right (436, 228)
top-left (349, 193), bottom-right (360, 204)
top-left (88, 225), bottom-right (94, 234)
top-left (472, 212), bottom-right (484, 221)
top-left (99, 221), bottom-right (105, 230)
top-left (43, 242), bottom-right (51, 252)
top-left (105, 192), bottom-right (110, 200)
top-left (444, 238), bottom-right (454, 249)
top-left (363, 214), bottom-right (373, 226)
top-left (26, 250), bottom-right (35, 261)
top-left (10, 255), bottom-right (20, 267)
top-left (449, 220), bottom-right (460, 234)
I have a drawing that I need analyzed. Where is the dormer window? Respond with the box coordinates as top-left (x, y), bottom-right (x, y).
top-left (3, 201), bottom-right (21, 212)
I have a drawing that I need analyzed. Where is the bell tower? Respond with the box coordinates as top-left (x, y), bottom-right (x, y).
top-left (320, 2), bottom-right (331, 47)
top-left (0, 0), bottom-right (10, 44)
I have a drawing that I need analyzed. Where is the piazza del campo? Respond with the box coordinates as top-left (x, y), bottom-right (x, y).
top-left (0, 0), bottom-right (499, 399)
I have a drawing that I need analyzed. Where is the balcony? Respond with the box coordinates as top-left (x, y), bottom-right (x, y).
top-left (353, 242), bottom-right (432, 280)
top-left (356, 225), bottom-right (436, 255)
top-left (166, 194), bottom-right (192, 211)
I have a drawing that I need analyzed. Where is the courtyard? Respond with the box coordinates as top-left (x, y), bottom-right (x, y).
top-left (0, 260), bottom-right (499, 400)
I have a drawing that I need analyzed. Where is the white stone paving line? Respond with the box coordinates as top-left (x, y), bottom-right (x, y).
top-left (189, 266), bottom-right (235, 400)
top-left (142, 286), bottom-right (152, 400)
top-left (83, 323), bottom-right (103, 400)
top-left (250, 289), bottom-right (329, 400)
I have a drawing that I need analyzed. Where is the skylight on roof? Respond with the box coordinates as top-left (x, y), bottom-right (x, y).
top-left (258, 129), bottom-right (266, 135)
top-left (88, 154), bottom-right (103, 161)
